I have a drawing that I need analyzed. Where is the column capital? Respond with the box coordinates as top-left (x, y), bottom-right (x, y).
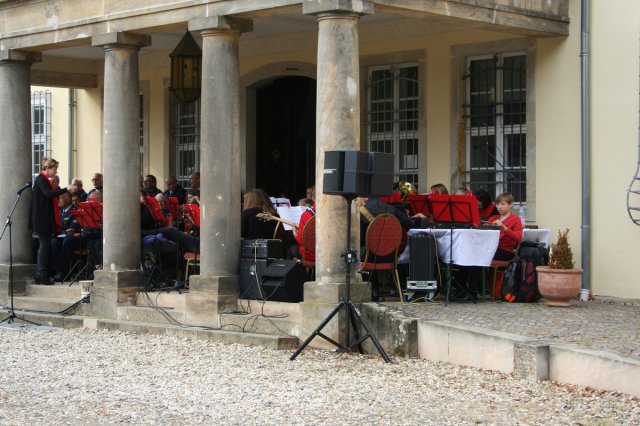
top-left (0, 49), bottom-right (42, 64)
top-left (303, 0), bottom-right (373, 16)
top-left (189, 16), bottom-right (253, 34)
top-left (92, 31), bottom-right (151, 49)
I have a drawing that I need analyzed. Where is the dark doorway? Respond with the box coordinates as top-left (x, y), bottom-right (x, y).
top-left (256, 76), bottom-right (316, 202)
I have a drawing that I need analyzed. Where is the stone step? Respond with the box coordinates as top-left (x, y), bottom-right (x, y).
top-left (135, 291), bottom-right (186, 309)
top-left (25, 282), bottom-right (84, 299)
top-left (236, 299), bottom-right (300, 318)
top-left (6, 296), bottom-right (90, 316)
top-left (219, 311), bottom-right (299, 337)
top-left (0, 310), bottom-right (299, 350)
top-left (87, 319), bottom-right (299, 350)
top-left (117, 305), bottom-right (184, 324)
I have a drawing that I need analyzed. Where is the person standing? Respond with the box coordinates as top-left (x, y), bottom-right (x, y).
top-left (30, 157), bottom-right (68, 284)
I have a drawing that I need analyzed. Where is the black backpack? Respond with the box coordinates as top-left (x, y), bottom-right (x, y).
top-left (501, 241), bottom-right (548, 303)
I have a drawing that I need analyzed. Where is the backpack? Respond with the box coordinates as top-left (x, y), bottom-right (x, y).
top-left (501, 241), bottom-right (548, 303)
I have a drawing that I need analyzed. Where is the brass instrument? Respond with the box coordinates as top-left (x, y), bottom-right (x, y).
top-left (397, 181), bottom-right (417, 201)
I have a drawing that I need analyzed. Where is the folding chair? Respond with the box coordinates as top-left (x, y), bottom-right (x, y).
top-left (300, 215), bottom-right (316, 279)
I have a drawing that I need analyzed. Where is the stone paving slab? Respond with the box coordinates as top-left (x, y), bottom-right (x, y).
top-left (384, 298), bottom-right (640, 361)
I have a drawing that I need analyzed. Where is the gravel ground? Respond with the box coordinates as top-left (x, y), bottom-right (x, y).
top-left (1, 326), bottom-right (638, 425)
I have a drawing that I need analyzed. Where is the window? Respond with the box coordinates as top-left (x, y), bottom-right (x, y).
top-left (366, 64), bottom-right (419, 187)
top-left (31, 90), bottom-right (51, 178)
top-left (173, 100), bottom-right (200, 188)
top-left (464, 54), bottom-right (527, 201)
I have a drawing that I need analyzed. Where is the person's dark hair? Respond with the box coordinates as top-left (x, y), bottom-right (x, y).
top-left (430, 183), bottom-right (448, 195)
top-left (187, 189), bottom-right (200, 197)
top-left (474, 189), bottom-right (493, 210)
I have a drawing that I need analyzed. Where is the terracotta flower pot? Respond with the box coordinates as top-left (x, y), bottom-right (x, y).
top-left (536, 266), bottom-right (583, 307)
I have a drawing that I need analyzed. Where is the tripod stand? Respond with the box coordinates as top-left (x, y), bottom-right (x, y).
top-left (290, 195), bottom-right (390, 362)
top-left (1, 188), bottom-right (38, 325)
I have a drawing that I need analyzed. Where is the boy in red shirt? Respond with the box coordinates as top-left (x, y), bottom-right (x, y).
top-left (488, 192), bottom-right (523, 261)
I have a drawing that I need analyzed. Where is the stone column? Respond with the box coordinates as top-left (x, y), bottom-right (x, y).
top-left (0, 50), bottom-right (41, 300)
top-left (185, 17), bottom-right (252, 327)
top-left (300, 1), bottom-right (373, 348)
top-left (91, 32), bottom-right (151, 319)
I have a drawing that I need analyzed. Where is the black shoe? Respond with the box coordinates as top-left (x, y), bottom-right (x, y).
top-left (52, 274), bottom-right (65, 282)
top-left (34, 275), bottom-right (54, 285)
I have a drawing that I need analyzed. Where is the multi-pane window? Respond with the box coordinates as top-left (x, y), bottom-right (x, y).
top-left (31, 91), bottom-right (51, 178)
top-left (173, 100), bottom-right (200, 188)
top-left (366, 64), bottom-right (419, 187)
top-left (464, 54), bottom-right (527, 201)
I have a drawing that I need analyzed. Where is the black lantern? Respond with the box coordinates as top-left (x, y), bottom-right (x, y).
top-left (170, 31), bottom-right (202, 104)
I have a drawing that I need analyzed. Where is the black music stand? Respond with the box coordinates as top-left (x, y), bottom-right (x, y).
top-left (290, 195), bottom-right (390, 362)
top-left (428, 194), bottom-right (479, 305)
top-left (1, 187), bottom-right (38, 325)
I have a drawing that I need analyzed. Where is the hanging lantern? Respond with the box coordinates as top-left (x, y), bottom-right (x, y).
top-left (170, 31), bottom-right (202, 104)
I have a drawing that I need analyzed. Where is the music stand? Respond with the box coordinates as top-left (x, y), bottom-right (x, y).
top-left (182, 204), bottom-right (201, 229)
top-left (166, 197), bottom-right (180, 221)
top-left (78, 201), bottom-right (103, 227)
top-left (428, 194), bottom-right (480, 304)
top-left (290, 194), bottom-right (390, 362)
top-left (1, 188), bottom-right (39, 325)
top-left (407, 194), bottom-right (432, 217)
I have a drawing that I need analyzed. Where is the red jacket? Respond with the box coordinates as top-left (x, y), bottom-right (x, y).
top-left (488, 213), bottom-right (523, 253)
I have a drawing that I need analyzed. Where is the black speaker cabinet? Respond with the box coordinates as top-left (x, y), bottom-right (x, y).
top-left (407, 234), bottom-right (438, 291)
top-left (323, 150), bottom-right (393, 197)
top-left (239, 258), bottom-right (272, 300)
top-left (260, 259), bottom-right (307, 302)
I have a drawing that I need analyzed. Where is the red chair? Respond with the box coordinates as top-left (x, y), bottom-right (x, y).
top-left (300, 215), bottom-right (316, 277)
top-left (359, 214), bottom-right (404, 303)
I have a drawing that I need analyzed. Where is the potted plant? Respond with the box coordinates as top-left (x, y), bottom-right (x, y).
top-left (536, 229), bottom-right (583, 307)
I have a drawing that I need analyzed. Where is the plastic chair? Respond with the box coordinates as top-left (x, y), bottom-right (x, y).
top-left (300, 215), bottom-right (316, 278)
top-left (359, 214), bottom-right (404, 303)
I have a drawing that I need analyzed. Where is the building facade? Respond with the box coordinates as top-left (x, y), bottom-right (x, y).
top-left (1, 1), bottom-right (639, 333)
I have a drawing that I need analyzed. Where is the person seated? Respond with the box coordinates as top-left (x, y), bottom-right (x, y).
top-left (70, 192), bottom-right (82, 209)
top-left (430, 183), bottom-right (449, 195)
top-left (457, 192), bottom-right (523, 301)
top-left (70, 177), bottom-right (88, 201)
top-left (241, 188), bottom-right (279, 240)
top-left (189, 171), bottom-right (200, 191)
top-left (487, 192), bottom-right (523, 261)
top-left (140, 190), bottom-right (161, 231)
top-left (143, 174), bottom-right (162, 196)
top-left (164, 175), bottom-right (187, 205)
top-left (292, 187), bottom-right (316, 262)
top-left (298, 198), bottom-right (314, 208)
top-left (186, 188), bottom-right (200, 205)
top-left (475, 189), bottom-right (499, 221)
top-left (87, 173), bottom-right (103, 197)
top-left (155, 193), bottom-right (175, 228)
top-left (50, 192), bottom-right (83, 282)
top-left (455, 186), bottom-right (472, 196)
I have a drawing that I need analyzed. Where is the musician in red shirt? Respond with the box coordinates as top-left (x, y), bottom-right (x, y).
top-left (488, 192), bottom-right (523, 260)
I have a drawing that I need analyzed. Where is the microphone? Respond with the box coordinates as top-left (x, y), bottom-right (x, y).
top-left (16, 182), bottom-right (32, 195)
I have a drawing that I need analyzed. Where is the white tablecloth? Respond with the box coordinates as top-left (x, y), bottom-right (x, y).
top-left (399, 228), bottom-right (500, 267)
top-left (398, 228), bottom-right (552, 267)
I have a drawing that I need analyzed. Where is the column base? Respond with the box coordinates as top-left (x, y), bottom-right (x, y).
top-left (299, 280), bottom-right (372, 350)
top-left (0, 263), bottom-right (35, 304)
top-left (91, 270), bottom-right (144, 319)
top-left (184, 275), bottom-right (239, 328)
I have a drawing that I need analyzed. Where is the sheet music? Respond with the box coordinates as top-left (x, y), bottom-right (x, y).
top-left (270, 197), bottom-right (291, 207)
top-left (276, 206), bottom-right (305, 231)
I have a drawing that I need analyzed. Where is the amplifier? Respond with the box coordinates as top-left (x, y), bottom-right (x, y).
top-left (241, 239), bottom-right (282, 259)
top-left (239, 258), bottom-right (272, 300)
top-left (407, 233), bottom-right (438, 291)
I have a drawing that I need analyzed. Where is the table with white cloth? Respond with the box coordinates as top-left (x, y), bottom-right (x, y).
top-left (399, 228), bottom-right (552, 266)
top-left (399, 228), bottom-right (500, 267)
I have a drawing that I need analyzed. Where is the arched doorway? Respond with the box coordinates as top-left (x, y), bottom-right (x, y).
top-left (254, 76), bottom-right (316, 202)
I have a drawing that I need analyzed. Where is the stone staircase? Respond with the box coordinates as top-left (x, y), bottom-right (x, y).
top-left (0, 282), bottom-right (299, 350)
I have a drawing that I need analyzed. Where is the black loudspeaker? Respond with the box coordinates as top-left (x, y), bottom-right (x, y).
top-left (260, 259), bottom-right (307, 302)
top-left (406, 234), bottom-right (438, 291)
top-left (323, 150), bottom-right (393, 197)
top-left (239, 258), bottom-right (272, 300)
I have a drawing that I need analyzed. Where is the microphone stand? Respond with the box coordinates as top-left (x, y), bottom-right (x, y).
top-left (1, 189), bottom-right (39, 325)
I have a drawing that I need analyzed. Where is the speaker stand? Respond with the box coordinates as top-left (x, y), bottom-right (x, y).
top-left (290, 195), bottom-right (390, 362)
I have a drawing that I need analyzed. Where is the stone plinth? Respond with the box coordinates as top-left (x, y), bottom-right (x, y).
top-left (91, 270), bottom-right (143, 319)
top-left (298, 280), bottom-right (371, 350)
top-left (184, 275), bottom-right (239, 328)
top-left (0, 264), bottom-right (34, 305)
